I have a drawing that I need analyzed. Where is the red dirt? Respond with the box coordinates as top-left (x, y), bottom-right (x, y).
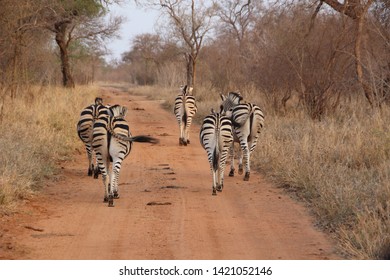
top-left (0, 87), bottom-right (339, 260)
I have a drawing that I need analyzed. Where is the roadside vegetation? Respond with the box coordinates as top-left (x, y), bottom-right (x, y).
top-left (127, 84), bottom-right (390, 260)
top-left (0, 86), bottom-right (97, 212)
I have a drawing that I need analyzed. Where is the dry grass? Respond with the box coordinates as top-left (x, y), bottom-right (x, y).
top-left (0, 85), bottom-right (99, 212)
top-left (129, 84), bottom-right (390, 259)
top-left (253, 107), bottom-right (390, 258)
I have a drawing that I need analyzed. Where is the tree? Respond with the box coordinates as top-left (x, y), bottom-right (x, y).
top-left (0, 0), bottom-right (52, 96)
top-left (141, 0), bottom-right (218, 88)
top-left (321, 0), bottom-right (377, 106)
top-left (43, 0), bottom-right (122, 88)
top-left (216, 0), bottom-right (256, 44)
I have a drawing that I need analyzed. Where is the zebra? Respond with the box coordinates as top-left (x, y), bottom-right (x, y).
top-left (77, 97), bottom-right (103, 178)
top-left (220, 92), bottom-right (265, 181)
top-left (93, 104), bottom-right (158, 207)
top-left (174, 85), bottom-right (197, 146)
top-left (200, 108), bottom-right (233, 195)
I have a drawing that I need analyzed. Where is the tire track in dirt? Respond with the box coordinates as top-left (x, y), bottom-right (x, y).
top-left (0, 87), bottom-right (339, 260)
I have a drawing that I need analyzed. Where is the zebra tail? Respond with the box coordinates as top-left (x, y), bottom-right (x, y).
top-left (129, 135), bottom-right (160, 144)
top-left (212, 130), bottom-right (220, 171)
top-left (110, 131), bottom-right (159, 144)
top-left (212, 147), bottom-right (219, 171)
top-left (182, 110), bottom-right (187, 127)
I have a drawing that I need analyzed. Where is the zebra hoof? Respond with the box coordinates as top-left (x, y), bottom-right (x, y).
top-left (212, 190), bottom-right (217, 196)
top-left (186, 139), bottom-right (190, 144)
top-left (88, 169), bottom-right (93, 176)
top-left (103, 197), bottom-right (108, 203)
top-left (108, 195), bottom-right (114, 207)
top-left (244, 172), bottom-right (250, 181)
top-left (93, 167), bottom-right (99, 179)
top-left (216, 185), bottom-right (223, 192)
top-left (179, 138), bottom-right (187, 145)
top-left (229, 170), bottom-right (235, 177)
top-left (238, 165), bottom-right (243, 175)
top-left (113, 191), bottom-right (120, 199)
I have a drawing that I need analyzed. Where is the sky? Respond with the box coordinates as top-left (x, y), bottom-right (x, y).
top-left (105, 2), bottom-right (160, 61)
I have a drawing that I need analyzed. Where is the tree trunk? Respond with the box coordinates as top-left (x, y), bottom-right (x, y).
top-left (55, 21), bottom-right (75, 88)
top-left (185, 53), bottom-right (194, 87)
top-left (354, 4), bottom-right (375, 107)
top-left (322, 0), bottom-right (375, 106)
top-left (192, 54), bottom-right (196, 88)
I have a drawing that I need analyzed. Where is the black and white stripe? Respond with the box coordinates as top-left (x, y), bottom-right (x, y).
top-left (174, 85), bottom-right (197, 146)
top-left (220, 92), bottom-right (265, 181)
top-left (200, 109), bottom-right (233, 195)
top-left (93, 104), bottom-right (158, 207)
top-left (77, 97), bottom-right (103, 178)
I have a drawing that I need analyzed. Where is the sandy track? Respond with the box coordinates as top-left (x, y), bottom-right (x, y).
top-left (0, 87), bottom-right (339, 260)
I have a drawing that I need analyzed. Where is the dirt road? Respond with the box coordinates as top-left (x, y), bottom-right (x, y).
top-left (0, 88), bottom-right (339, 260)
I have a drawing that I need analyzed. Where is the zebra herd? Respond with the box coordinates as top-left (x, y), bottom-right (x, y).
top-left (77, 98), bottom-right (158, 207)
top-left (76, 86), bottom-right (264, 206)
top-left (175, 86), bottom-right (265, 196)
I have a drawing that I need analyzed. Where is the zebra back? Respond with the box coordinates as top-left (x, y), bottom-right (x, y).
top-left (231, 103), bottom-right (265, 129)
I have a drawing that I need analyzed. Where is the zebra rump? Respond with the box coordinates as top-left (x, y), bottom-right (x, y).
top-left (77, 97), bottom-right (104, 178)
top-left (200, 109), bottom-right (233, 196)
top-left (93, 104), bottom-right (159, 207)
top-left (220, 93), bottom-right (265, 181)
top-left (174, 85), bottom-right (197, 146)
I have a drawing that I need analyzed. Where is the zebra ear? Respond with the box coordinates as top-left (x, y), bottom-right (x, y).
top-left (188, 87), bottom-right (193, 95)
top-left (121, 106), bottom-right (128, 117)
top-left (220, 94), bottom-right (226, 101)
top-left (180, 85), bottom-right (188, 93)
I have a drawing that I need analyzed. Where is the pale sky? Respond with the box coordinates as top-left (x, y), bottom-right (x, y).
top-left (105, 2), bottom-right (160, 61)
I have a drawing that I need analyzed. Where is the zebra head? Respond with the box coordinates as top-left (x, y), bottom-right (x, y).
top-left (180, 85), bottom-right (193, 96)
top-left (219, 91), bottom-right (243, 115)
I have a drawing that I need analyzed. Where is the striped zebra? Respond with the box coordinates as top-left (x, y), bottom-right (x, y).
top-left (77, 97), bottom-right (103, 178)
top-left (200, 109), bottom-right (233, 195)
top-left (174, 85), bottom-right (197, 146)
top-left (93, 104), bottom-right (158, 207)
top-left (220, 92), bottom-right (265, 181)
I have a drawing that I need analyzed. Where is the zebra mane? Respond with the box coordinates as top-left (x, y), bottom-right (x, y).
top-left (95, 97), bottom-right (103, 105)
top-left (227, 91), bottom-right (242, 102)
top-left (110, 105), bottom-right (128, 118)
top-left (220, 91), bottom-right (243, 113)
top-left (180, 85), bottom-right (193, 95)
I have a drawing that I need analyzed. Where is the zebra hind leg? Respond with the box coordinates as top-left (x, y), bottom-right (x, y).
top-left (107, 184), bottom-right (114, 207)
top-left (108, 195), bottom-right (114, 207)
top-left (93, 165), bottom-right (99, 179)
top-left (238, 164), bottom-right (243, 175)
top-left (113, 190), bottom-right (120, 199)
